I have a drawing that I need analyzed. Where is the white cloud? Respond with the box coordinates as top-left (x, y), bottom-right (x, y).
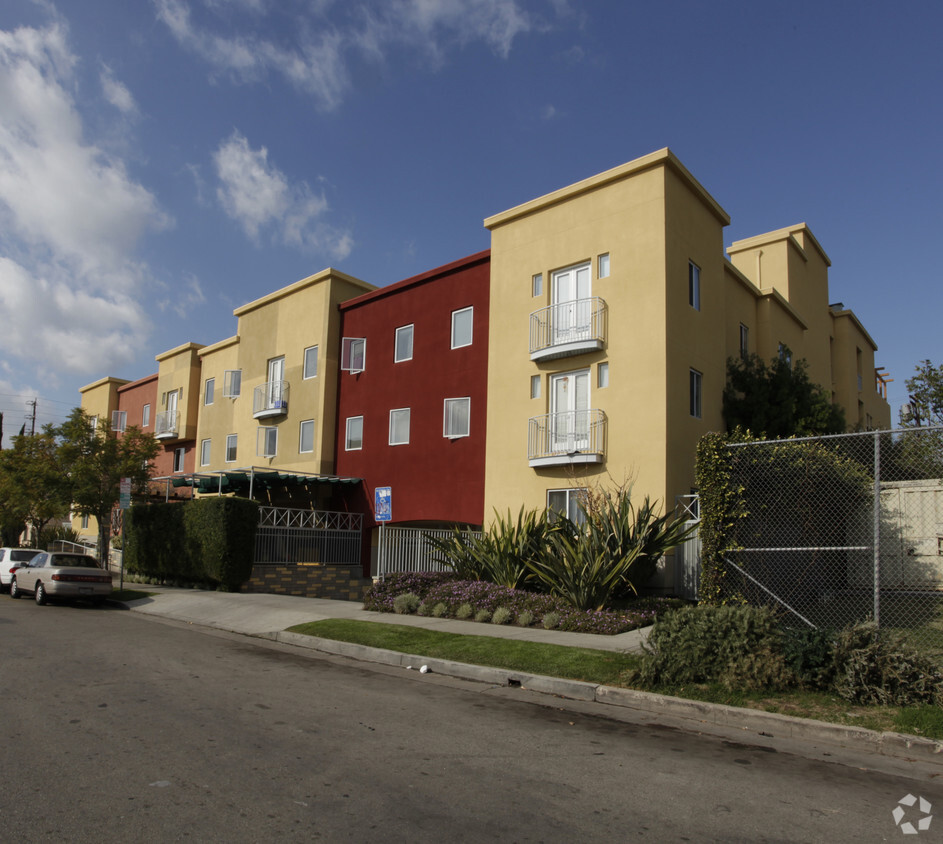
top-left (213, 131), bottom-right (352, 259)
top-left (0, 21), bottom-right (170, 385)
top-left (155, 0), bottom-right (553, 108)
top-left (100, 63), bottom-right (138, 115)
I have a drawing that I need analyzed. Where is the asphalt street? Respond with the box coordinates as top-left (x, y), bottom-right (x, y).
top-left (1, 598), bottom-right (940, 842)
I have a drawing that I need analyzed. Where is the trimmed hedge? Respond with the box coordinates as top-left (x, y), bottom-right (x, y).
top-left (124, 497), bottom-right (258, 590)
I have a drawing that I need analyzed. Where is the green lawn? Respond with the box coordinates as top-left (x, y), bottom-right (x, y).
top-left (287, 618), bottom-right (943, 740)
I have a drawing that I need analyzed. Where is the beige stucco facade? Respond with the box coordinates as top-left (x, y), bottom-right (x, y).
top-left (482, 148), bottom-right (890, 590)
top-left (195, 268), bottom-right (375, 476)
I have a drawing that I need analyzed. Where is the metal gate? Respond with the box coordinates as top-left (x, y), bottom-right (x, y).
top-left (254, 507), bottom-right (362, 565)
top-left (376, 526), bottom-right (482, 580)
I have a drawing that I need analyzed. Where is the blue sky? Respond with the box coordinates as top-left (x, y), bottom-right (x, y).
top-left (0, 0), bottom-right (940, 432)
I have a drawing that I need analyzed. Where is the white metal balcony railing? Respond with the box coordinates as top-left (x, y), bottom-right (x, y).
top-left (253, 380), bottom-right (290, 418)
top-left (529, 297), bottom-right (607, 361)
top-left (528, 409), bottom-right (607, 467)
top-left (154, 410), bottom-right (179, 438)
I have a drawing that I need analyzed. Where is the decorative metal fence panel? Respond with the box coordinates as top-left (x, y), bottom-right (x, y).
top-left (715, 427), bottom-right (943, 657)
top-left (377, 526), bottom-right (483, 580)
top-left (254, 507), bottom-right (362, 566)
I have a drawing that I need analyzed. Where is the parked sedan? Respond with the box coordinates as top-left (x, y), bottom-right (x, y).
top-left (0, 547), bottom-right (39, 593)
top-left (10, 552), bottom-right (113, 605)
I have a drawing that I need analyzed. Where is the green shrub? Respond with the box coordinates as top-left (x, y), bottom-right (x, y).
top-left (542, 611), bottom-right (560, 630)
top-left (455, 602), bottom-right (474, 619)
top-left (780, 626), bottom-right (837, 687)
top-left (416, 602), bottom-right (432, 616)
top-left (637, 604), bottom-right (794, 690)
top-left (393, 593), bottom-right (420, 614)
top-left (492, 607), bottom-right (512, 625)
top-left (831, 623), bottom-right (943, 707)
top-left (183, 497), bottom-right (258, 591)
top-left (517, 610), bottom-right (534, 627)
top-left (125, 503), bottom-right (195, 582)
top-left (431, 602), bottom-right (448, 618)
top-left (475, 609), bottom-right (492, 623)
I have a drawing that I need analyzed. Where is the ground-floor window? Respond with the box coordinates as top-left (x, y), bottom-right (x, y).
top-left (547, 488), bottom-right (586, 524)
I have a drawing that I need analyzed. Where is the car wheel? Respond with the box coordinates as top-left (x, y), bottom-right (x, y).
top-left (10, 577), bottom-right (20, 599)
top-left (35, 582), bottom-right (47, 606)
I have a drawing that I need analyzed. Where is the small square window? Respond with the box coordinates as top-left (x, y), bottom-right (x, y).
top-left (299, 420), bottom-right (315, 453)
top-left (225, 434), bottom-right (238, 463)
top-left (142, 404), bottom-right (150, 427)
top-left (532, 273), bottom-right (543, 297)
top-left (111, 410), bottom-right (127, 432)
top-left (547, 488), bottom-right (586, 524)
top-left (451, 307), bottom-right (473, 349)
top-left (346, 416), bottom-right (363, 451)
top-left (200, 438), bottom-right (211, 467)
top-left (223, 369), bottom-right (242, 398)
top-left (530, 375), bottom-right (541, 400)
top-left (257, 427), bottom-right (277, 458)
top-left (341, 338), bottom-right (366, 373)
top-left (444, 397), bottom-right (470, 438)
top-left (689, 369), bottom-right (702, 419)
top-left (303, 346), bottom-right (319, 379)
top-left (689, 262), bottom-right (700, 311)
top-left (598, 362), bottom-right (609, 389)
top-left (204, 378), bottom-right (215, 405)
top-left (598, 253), bottom-right (610, 279)
top-left (394, 325), bottom-right (414, 363)
top-left (389, 408), bottom-right (410, 445)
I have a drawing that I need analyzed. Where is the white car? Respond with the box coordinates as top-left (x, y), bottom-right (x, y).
top-left (10, 551), bottom-right (113, 605)
top-left (0, 548), bottom-right (39, 592)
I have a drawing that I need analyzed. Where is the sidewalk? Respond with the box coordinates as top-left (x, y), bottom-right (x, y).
top-left (117, 586), bottom-right (943, 769)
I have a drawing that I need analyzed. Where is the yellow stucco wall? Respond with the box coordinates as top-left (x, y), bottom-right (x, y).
top-left (155, 342), bottom-right (205, 442)
top-left (195, 269), bottom-right (374, 475)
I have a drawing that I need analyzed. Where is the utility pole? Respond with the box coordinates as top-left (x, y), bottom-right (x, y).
top-left (27, 398), bottom-right (37, 436)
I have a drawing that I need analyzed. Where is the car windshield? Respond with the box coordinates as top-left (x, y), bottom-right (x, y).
top-left (10, 551), bottom-right (36, 562)
top-left (54, 555), bottom-right (101, 568)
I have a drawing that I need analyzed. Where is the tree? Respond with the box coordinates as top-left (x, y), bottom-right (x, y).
top-left (54, 409), bottom-right (160, 561)
top-left (0, 429), bottom-right (70, 545)
top-left (901, 360), bottom-right (943, 428)
top-left (723, 351), bottom-right (846, 438)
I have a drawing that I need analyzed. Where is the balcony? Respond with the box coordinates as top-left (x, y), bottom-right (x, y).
top-left (253, 380), bottom-right (290, 419)
top-left (529, 297), bottom-right (607, 361)
top-left (154, 410), bottom-right (179, 440)
top-left (528, 409), bottom-right (607, 467)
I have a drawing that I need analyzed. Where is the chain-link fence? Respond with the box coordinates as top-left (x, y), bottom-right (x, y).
top-left (715, 427), bottom-right (943, 660)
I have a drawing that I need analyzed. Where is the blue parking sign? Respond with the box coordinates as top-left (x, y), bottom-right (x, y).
top-left (375, 486), bottom-right (392, 522)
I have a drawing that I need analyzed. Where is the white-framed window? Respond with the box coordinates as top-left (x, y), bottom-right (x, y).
top-left (304, 345), bottom-right (319, 379)
top-left (689, 261), bottom-right (700, 310)
top-left (204, 378), bottom-right (215, 405)
top-left (598, 253), bottom-right (610, 279)
top-left (257, 426), bottom-right (278, 458)
top-left (389, 408), bottom-right (410, 445)
top-left (173, 447), bottom-right (185, 472)
top-left (90, 416), bottom-right (98, 432)
top-left (394, 325), bottom-right (414, 363)
top-left (345, 416), bottom-right (363, 451)
top-left (200, 438), bottom-right (211, 467)
top-left (443, 397), bottom-right (470, 438)
top-left (451, 307), bottom-right (473, 349)
top-left (547, 488), bottom-right (586, 524)
top-left (598, 362), bottom-right (609, 389)
top-left (223, 369), bottom-right (242, 398)
top-left (225, 434), bottom-right (238, 463)
top-left (341, 337), bottom-right (366, 373)
top-left (299, 419), bottom-right (315, 453)
top-left (689, 369), bottom-right (702, 419)
top-left (532, 273), bottom-right (543, 297)
top-left (739, 324), bottom-right (749, 359)
top-left (81, 514), bottom-right (89, 530)
top-left (142, 404), bottom-right (150, 427)
top-left (111, 410), bottom-right (127, 432)
top-left (530, 374), bottom-right (541, 400)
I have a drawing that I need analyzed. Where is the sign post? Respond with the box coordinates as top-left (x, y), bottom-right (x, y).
top-left (375, 487), bottom-right (392, 579)
top-left (119, 477), bottom-right (132, 591)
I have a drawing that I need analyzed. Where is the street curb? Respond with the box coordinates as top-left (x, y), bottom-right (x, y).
top-left (273, 631), bottom-right (943, 766)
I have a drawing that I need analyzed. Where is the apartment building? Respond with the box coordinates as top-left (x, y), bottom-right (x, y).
top-left (76, 148), bottom-right (891, 589)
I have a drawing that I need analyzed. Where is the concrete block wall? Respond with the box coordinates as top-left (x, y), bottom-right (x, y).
top-left (247, 563), bottom-right (372, 601)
